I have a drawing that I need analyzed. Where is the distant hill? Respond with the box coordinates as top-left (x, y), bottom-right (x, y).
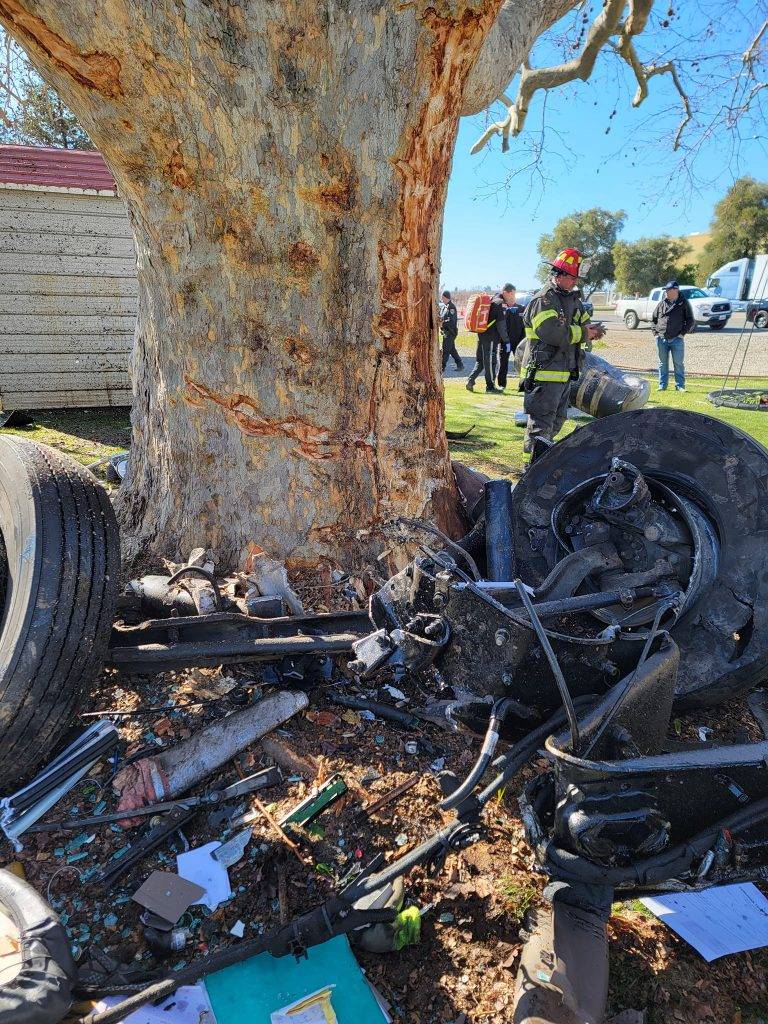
top-left (676, 231), bottom-right (711, 262)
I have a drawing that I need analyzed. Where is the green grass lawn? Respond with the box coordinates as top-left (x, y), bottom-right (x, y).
top-left (1, 407), bottom-right (131, 466)
top-left (1, 374), bottom-right (767, 478)
top-left (446, 374), bottom-right (768, 479)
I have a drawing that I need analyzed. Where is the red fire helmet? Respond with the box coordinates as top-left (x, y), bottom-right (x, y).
top-left (551, 248), bottom-right (591, 278)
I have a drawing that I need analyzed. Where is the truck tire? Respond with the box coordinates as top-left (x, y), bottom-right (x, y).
top-left (509, 409), bottom-right (768, 708)
top-left (0, 437), bottom-right (120, 790)
top-left (0, 868), bottom-right (74, 1024)
top-left (754, 310), bottom-right (768, 329)
top-left (623, 310), bottom-right (639, 329)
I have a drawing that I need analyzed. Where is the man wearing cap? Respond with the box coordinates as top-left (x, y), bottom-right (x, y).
top-left (651, 281), bottom-right (693, 392)
top-left (494, 284), bottom-right (525, 390)
top-left (440, 290), bottom-right (463, 371)
top-left (518, 248), bottom-right (604, 454)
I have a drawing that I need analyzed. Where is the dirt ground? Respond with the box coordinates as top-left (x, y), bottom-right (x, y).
top-left (594, 313), bottom-right (768, 377)
top-left (10, 586), bottom-right (768, 1024)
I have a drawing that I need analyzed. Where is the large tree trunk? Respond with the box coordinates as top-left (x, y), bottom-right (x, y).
top-left (0, 1), bottom-right (564, 567)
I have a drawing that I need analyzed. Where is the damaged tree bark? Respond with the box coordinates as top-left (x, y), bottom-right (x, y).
top-left (0, 1), bottom-right (572, 567)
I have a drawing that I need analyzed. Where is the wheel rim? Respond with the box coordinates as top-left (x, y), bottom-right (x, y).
top-left (552, 470), bottom-right (720, 628)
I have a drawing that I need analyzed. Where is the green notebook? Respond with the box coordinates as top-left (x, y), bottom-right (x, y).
top-left (204, 934), bottom-right (388, 1023)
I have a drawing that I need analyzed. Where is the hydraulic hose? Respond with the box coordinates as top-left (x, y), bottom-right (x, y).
top-left (440, 698), bottom-right (513, 810)
top-left (473, 696), bottom-right (598, 810)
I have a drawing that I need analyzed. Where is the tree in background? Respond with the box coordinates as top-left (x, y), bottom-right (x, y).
top-left (612, 236), bottom-right (692, 296)
top-left (0, 30), bottom-right (92, 149)
top-left (699, 178), bottom-right (768, 282)
top-left (536, 208), bottom-right (626, 295)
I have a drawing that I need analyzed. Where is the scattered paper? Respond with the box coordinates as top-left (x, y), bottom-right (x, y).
top-left (177, 842), bottom-right (232, 911)
top-left (230, 920), bottom-right (245, 938)
top-left (97, 983), bottom-right (215, 1023)
top-left (640, 882), bottom-right (768, 961)
top-left (271, 987), bottom-right (337, 1024)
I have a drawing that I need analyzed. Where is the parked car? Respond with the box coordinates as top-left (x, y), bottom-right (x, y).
top-left (746, 299), bottom-right (768, 329)
top-left (616, 286), bottom-right (731, 331)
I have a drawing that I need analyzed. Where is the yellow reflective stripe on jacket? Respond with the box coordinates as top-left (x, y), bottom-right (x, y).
top-left (519, 366), bottom-right (571, 383)
top-left (575, 309), bottom-right (590, 324)
top-left (570, 324), bottom-right (582, 344)
top-left (530, 308), bottom-right (559, 332)
top-left (524, 326), bottom-right (537, 339)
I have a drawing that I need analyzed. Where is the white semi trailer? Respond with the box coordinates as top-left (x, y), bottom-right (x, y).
top-left (706, 254), bottom-right (768, 307)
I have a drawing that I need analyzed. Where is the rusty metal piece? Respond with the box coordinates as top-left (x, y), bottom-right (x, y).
top-left (277, 856), bottom-right (289, 925)
top-left (108, 609), bottom-right (371, 674)
top-left (360, 775), bottom-right (420, 818)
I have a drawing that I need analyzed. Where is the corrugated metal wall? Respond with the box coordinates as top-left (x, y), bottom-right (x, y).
top-left (0, 186), bottom-right (135, 410)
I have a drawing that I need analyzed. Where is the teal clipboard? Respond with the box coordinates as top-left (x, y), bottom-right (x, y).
top-left (204, 934), bottom-right (387, 1023)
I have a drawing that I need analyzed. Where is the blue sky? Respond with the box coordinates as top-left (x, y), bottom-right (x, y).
top-left (441, 2), bottom-right (768, 290)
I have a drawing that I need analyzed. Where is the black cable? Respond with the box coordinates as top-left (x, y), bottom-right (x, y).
top-left (394, 516), bottom-right (482, 580)
top-left (473, 695), bottom-right (598, 808)
top-left (514, 578), bottom-right (580, 752)
top-left (166, 565), bottom-right (224, 611)
top-left (440, 697), bottom-right (512, 809)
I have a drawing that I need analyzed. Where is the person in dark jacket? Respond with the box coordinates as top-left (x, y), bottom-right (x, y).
top-left (466, 288), bottom-right (511, 393)
top-left (496, 284), bottom-right (525, 389)
top-left (440, 290), bottom-right (463, 371)
top-left (651, 281), bottom-right (694, 391)
top-left (518, 249), bottom-right (602, 453)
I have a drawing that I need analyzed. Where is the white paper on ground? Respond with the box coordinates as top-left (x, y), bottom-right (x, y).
top-left (176, 841), bottom-right (232, 911)
top-left (640, 882), bottom-right (768, 961)
top-left (98, 983), bottom-right (215, 1023)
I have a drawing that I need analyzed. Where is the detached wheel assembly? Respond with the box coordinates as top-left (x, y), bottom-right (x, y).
top-left (360, 409), bottom-right (768, 721)
top-left (0, 437), bottom-right (120, 790)
top-left (510, 409), bottom-right (768, 707)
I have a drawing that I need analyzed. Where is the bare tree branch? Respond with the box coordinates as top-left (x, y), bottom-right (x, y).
top-left (461, 0), bottom-right (579, 116)
top-left (742, 18), bottom-right (767, 68)
top-left (471, 0), bottom-right (630, 151)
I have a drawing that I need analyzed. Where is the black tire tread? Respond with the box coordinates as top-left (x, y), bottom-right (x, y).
top-left (0, 438), bottom-right (119, 789)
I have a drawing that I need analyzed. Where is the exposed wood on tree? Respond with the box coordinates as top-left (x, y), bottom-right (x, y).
top-left (0, 1), bottom-right (515, 567)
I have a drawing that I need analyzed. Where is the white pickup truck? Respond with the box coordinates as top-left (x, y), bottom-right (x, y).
top-left (616, 286), bottom-right (732, 331)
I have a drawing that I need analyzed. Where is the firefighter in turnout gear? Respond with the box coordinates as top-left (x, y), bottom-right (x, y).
top-left (519, 248), bottom-right (602, 454)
